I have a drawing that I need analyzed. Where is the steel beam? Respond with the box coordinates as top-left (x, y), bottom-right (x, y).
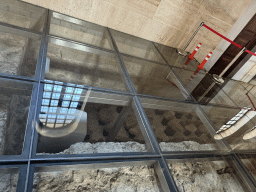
top-left (17, 165), bottom-right (29, 192)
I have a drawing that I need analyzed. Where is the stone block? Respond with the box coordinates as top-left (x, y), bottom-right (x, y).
top-left (124, 115), bottom-right (137, 129)
top-left (161, 117), bottom-right (170, 126)
top-left (183, 130), bottom-right (192, 136)
top-left (164, 126), bottom-right (176, 137)
top-left (194, 128), bottom-right (204, 137)
top-left (185, 124), bottom-right (197, 132)
top-left (168, 120), bottom-right (184, 131)
top-left (154, 109), bottom-right (165, 115)
top-left (159, 142), bottom-right (186, 152)
top-left (163, 110), bottom-right (175, 120)
top-left (98, 107), bottom-right (114, 123)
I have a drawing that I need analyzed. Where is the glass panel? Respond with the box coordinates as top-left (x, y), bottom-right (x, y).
top-left (36, 82), bottom-right (150, 154)
top-left (172, 66), bottom-right (206, 92)
top-left (167, 157), bottom-right (250, 192)
top-left (110, 29), bottom-right (165, 63)
top-left (201, 105), bottom-right (256, 151)
top-left (0, 0), bottom-right (46, 32)
top-left (45, 37), bottom-right (126, 91)
top-left (155, 43), bottom-right (206, 74)
top-left (238, 154), bottom-right (256, 180)
top-left (0, 167), bottom-right (19, 191)
top-left (173, 56), bottom-right (201, 72)
top-left (50, 12), bottom-right (113, 50)
top-left (140, 97), bottom-right (224, 152)
top-left (33, 162), bottom-right (163, 191)
top-left (0, 30), bottom-right (41, 77)
top-left (0, 79), bottom-right (33, 155)
top-left (220, 80), bottom-right (256, 109)
top-left (122, 56), bottom-right (194, 101)
top-left (154, 43), bottom-right (181, 65)
top-left (186, 73), bottom-right (238, 107)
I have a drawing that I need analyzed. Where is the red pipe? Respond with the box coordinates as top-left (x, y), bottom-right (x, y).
top-left (203, 24), bottom-right (256, 57)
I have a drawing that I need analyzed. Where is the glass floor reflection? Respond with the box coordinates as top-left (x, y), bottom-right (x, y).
top-left (0, 1), bottom-right (256, 191)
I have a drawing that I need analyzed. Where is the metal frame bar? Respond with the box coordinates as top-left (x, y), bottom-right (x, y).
top-left (0, 3), bottom-right (255, 192)
top-left (229, 154), bottom-right (256, 191)
top-left (232, 154), bottom-right (256, 188)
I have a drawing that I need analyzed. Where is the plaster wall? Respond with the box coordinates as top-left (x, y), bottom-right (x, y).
top-left (21, 0), bottom-right (253, 63)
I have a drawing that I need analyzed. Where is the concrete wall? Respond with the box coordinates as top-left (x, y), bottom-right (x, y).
top-left (21, 0), bottom-right (253, 63)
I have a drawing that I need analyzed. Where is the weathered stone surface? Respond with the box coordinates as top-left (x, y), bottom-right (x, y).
top-left (39, 141), bottom-right (147, 155)
top-left (32, 165), bottom-right (161, 192)
top-left (0, 109), bottom-right (7, 156)
top-left (124, 114), bottom-right (138, 129)
top-left (163, 110), bottom-right (176, 120)
top-left (185, 124), bottom-right (197, 133)
top-left (0, 140), bottom-right (251, 192)
top-left (3, 95), bottom-right (30, 155)
top-left (160, 141), bottom-right (218, 152)
top-left (34, 141), bottom-right (248, 192)
top-left (129, 126), bottom-right (144, 142)
top-left (0, 31), bottom-right (40, 78)
top-left (0, 93), bottom-right (31, 156)
top-left (0, 172), bottom-right (18, 192)
top-left (0, 33), bottom-right (25, 76)
top-left (168, 161), bottom-right (244, 192)
top-left (98, 107), bottom-right (115, 123)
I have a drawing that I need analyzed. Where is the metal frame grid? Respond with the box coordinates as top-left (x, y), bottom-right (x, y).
top-left (0, 7), bottom-right (256, 192)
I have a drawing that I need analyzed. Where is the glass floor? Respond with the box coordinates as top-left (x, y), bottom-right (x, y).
top-left (0, 1), bottom-right (256, 191)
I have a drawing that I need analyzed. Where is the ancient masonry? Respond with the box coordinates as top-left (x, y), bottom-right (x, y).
top-left (0, 141), bottom-right (249, 192)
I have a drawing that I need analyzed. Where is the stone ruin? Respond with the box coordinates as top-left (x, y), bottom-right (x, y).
top-left (0, 94), bottom-right (254, 192)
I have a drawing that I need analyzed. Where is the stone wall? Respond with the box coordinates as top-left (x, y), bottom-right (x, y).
top-left (0, 172), bottom-right (18, 192)
top-left (0, 157), bottom-right (250, 192)
top-left (0, 94), bottom-right (10, 156)
top-left (38, 102), bottom-right (219, 154)
top-left (0, 32), bottom-right (40, 78)
top-left (0, 33), bottom-right (26, 76)
top-left (168, 160), bottom-right (245, 192)
top-left (0, 94), bottom-right (30, 156)
top-left (4, 95), bottom-right (30, 155)
top-left (2, 142), bottom-right (246, 192)
top-left (33, 166), bottom-right (161, 192)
